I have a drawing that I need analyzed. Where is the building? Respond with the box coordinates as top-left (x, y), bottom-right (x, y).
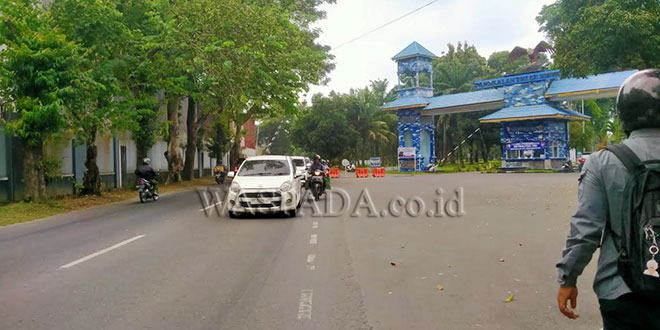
top-left (0, 96), bottom-right (257, 202)
top-left (383, 41), bottom-right (637, 171)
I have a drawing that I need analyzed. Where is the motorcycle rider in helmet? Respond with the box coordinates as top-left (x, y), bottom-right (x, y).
top-left (556, 69), bottom-right (660, 328)
top-left (135, 157), bottom-right (159, 195)
top-left (308, 155), bottom-right (326, 189)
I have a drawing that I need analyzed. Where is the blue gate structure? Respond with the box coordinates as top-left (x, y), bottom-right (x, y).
top-left (383, 41), bottom-right (638, 171)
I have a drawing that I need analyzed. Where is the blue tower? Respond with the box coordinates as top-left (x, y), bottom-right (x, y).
top-left (393, 41), bottom-right (436, 99)
top-left (391, 42), bottom-right (437, 171)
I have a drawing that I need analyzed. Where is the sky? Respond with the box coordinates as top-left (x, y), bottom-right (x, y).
top-left (303, 0), bottom-right (556, 103)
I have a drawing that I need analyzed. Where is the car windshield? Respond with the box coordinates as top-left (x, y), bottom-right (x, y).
top-left (238, 160), bottom-right (290, 176)
top-left (292, 159), bottom-right (305, 167)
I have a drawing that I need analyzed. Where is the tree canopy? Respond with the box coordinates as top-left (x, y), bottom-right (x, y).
top-left (537, 0), bottom-right (659, 76)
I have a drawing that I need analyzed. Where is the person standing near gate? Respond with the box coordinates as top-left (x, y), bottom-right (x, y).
top-left (556, 69), bottom-right (660, 329)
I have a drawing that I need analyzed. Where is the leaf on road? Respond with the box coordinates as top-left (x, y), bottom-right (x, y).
top-left (436, 284), bottom-right (444, 291)
top-left (504, 294), bottom-right (515, 303)
top-left (390, 262), bottom-right (396, 267)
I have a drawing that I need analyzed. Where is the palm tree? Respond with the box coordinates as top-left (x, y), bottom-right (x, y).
top-left (346, 84), bottom-right (397, 161)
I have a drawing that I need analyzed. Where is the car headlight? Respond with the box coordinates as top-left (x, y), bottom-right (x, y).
top-left (230, 181), bottom-right (241, 193)
top-left (280, 181), bottom-right (292, 192)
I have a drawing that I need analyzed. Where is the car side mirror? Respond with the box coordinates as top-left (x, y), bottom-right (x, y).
top-left (228, 171), bottom-right (235, 178)
top-left (295, 169), bottom-right (305, 178)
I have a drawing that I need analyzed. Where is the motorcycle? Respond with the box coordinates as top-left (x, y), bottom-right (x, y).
top-left (136, 178), bottom-right (158, 203)
top-left (561, 160), bottom-right (575, 173)
top-left (214, 166), bottom-right (226, 184)
top-left (310, 170), bottom-right (325, 201)
top-left (577, 157), bottom-right (586, 172)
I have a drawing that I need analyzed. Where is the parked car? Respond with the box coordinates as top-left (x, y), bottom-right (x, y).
top-left (226, 156), bottom-right (304, 218)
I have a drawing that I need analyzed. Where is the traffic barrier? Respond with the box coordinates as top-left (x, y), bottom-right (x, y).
top-left (372, 167), bottom-right (386, 177)
top-left (329, 167), bottom-right (341, 178)
top-left (356, 168), bottom-right (369, 178)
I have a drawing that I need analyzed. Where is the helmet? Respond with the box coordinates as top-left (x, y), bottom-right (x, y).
top-left (313, 154), bottom-right (320, 161)
top-left (616, 69), bottom-right (660, 134)
top-left (143, 157), bottom-right (151, 165)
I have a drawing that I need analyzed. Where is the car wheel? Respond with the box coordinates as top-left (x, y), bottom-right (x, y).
top-left (228, 211), bottom-right (238, 219)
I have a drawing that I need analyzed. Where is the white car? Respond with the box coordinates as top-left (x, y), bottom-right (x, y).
top-left (226, 156), bottom-right (304, 217)
top-left (291, 156), bottom-right (308, 186)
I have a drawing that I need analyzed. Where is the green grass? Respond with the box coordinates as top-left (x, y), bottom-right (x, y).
top-left (0, 177), bottom-right (216, 227)
top-left (386, 160), bottom-right (501, 175)
top-left (0, 201), bottom-right (69, 227)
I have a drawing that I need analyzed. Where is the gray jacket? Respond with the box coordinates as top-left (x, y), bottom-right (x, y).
top-left (557, 128), bottom-right (660, 300)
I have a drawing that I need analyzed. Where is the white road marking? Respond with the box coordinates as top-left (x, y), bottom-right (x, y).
top-left (307, 254), bottom-right (316, 263)
top-left (297, 289), bottom-right (313, 320)
top-left (199, 201), bottom-right (222, 212)
top-left (312, 221), bottom-right (318, 229)
top-left (306, 265), bottom-right (316, 271)
top-left (60, 235), bottom-right (145, 269)
top-left (309, 234), bottom-right (317, 245)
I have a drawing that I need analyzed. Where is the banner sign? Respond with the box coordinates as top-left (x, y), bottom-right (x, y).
top-left (474, 70), bottom-right (560, 89)
top-left (505, 142), bottom-right (546, 151)
top-left (369, 157), bottom-right (381, 167)
top-left (398, 147), bottom-right (416, 158)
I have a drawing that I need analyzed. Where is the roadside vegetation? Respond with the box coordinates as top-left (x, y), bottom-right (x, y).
top-left (0, 177), bottom-right (215, 227)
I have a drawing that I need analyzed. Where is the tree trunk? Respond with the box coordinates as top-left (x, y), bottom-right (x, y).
top-left (230, 120), bottom-right (243, 168)
top-left (82, 132), bottom-right (102, 196)
top-left (166, 94), bottom-right (183, 184)
top-left (22, 141), bottom-right (47, 202)
top-left (182, 97), bottom-right (197, 181)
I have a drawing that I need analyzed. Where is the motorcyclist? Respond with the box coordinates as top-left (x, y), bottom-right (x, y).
top-left (135, 157), bottom-right (158, 195)
top-left (321, 159), bottom-right (330, 174)
top-left (308, 155), bottom-right (326, 190)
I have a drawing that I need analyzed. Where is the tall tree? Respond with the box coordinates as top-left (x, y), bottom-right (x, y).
top-left (291, 94), bottom-right (356, 161)
top-left (51, 0), bottom-right (129, 195)
top-left (537, 0), bottom-right (659, 76)
top-left (0, 0), bottom-right (83, 201)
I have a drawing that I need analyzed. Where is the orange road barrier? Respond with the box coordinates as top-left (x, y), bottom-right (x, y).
top-left (372, 167), bottom-right (386, 177)
top-left (356, 168), bottom-right (369, 178)
top-left (329, 168), bottom-right (341, 178)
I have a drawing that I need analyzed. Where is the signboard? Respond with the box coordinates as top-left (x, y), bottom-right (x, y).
top-left (341, 159), bottom-right (350, 167)
top-left (399, 159), bottom-right (416, 171)
top-left (398, 147), bottom-right (416, 172)
top-left (474, 70), bottom-right (561, 89)
top-left (398, 147), bottom-right (416, 158)
top-left (504, 142), bottom-right (546, 151)
top-left (369, 157), bottom-right (381, 167)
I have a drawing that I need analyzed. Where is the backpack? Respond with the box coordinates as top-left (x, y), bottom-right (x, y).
top-left (605, 143), bottom-right (660, 300)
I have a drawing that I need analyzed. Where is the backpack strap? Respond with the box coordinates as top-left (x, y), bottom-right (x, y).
top-left (604, 144), bottom-right (643, 173)
top-left (601, 144), bottom-right (642, 251)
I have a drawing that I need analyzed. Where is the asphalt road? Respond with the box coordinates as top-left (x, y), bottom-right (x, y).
top-left (0, 173), bottom-right (603, 330)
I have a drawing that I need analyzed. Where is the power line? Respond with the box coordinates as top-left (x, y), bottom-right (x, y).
top-left (332, 0), bottom-right (442, 50)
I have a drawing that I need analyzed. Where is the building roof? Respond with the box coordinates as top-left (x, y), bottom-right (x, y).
top-left (424, 89), bottom-right (504, 110)
top-left (382, 96), bottom-right (430, 111)
top-left (392, 41), bottom-right (438, 61)
top-left (479, 104), bottom-right (590, 123)
top-left (545, 69), bottom-right (638, 96)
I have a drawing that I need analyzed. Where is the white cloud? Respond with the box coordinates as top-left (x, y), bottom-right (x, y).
top-left (303, 0), bottom-right (555, 103)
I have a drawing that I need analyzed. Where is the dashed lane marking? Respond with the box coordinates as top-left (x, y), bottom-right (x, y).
top-left (60, 235), bottom-right (145, 269)
top-left (309, 234), bottom-right (318, 245)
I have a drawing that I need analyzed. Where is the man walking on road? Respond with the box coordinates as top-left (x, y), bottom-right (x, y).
top-left (557, 69), bottom-right (660, 329)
